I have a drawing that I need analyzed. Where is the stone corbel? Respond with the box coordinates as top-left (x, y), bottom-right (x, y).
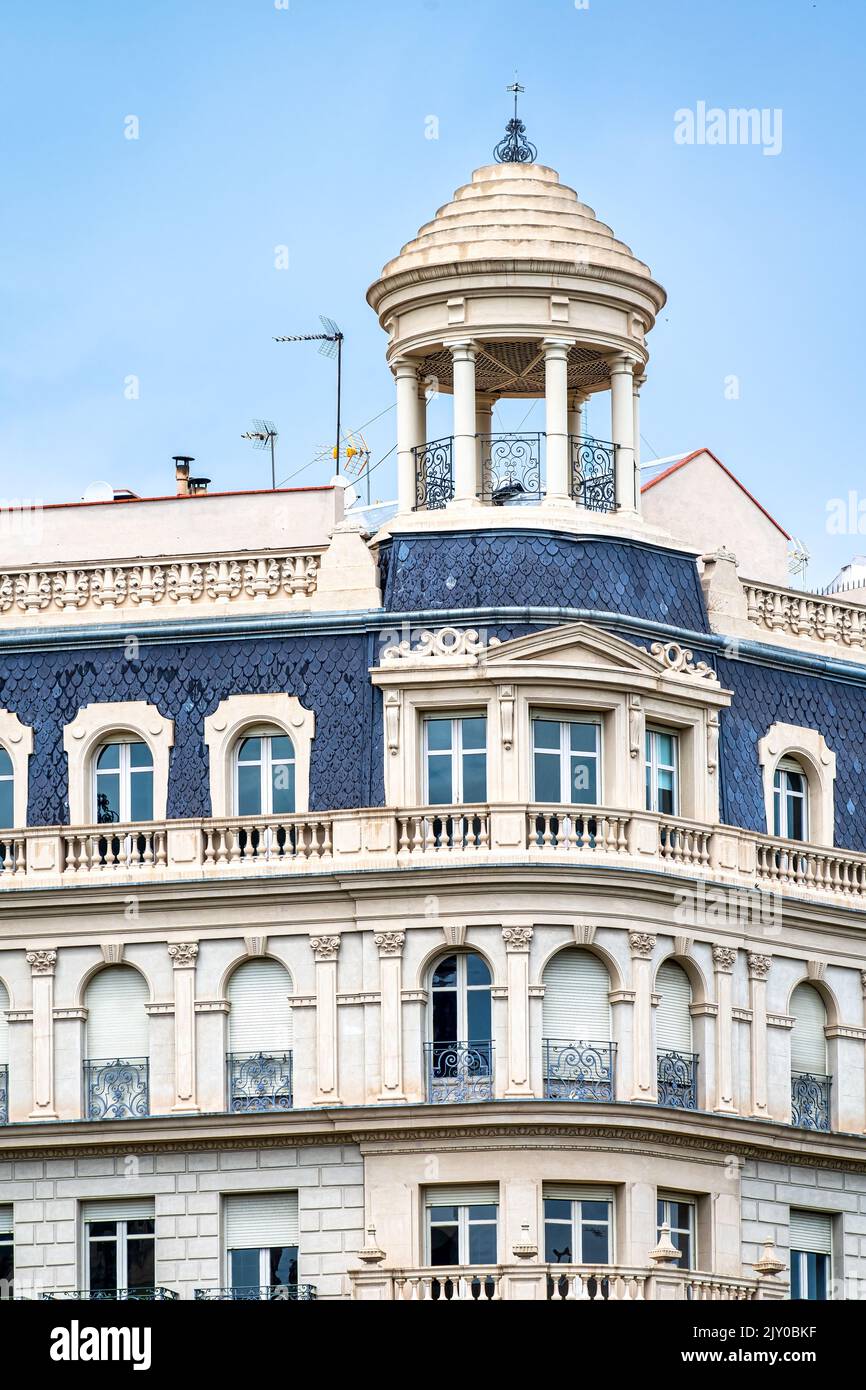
top-left (499, 686), bottom-right (515, 752)
top-left (707, 712), bottom-right (720, 774)
top-left (384, 692), bottom-right (401, 755)
top-left (628, 695), bottom-right (642, 758)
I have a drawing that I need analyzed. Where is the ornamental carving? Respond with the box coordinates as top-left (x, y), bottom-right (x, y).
top-left (649, 640), bottom-right (717, 682)
top-left (502, 927), bottom-right (533, 951)
top-left (374, 932), bottom-right (406, 957)
top-left (748, 953), bottom-right (771, 980)
top-left (310, 935), bottom-right (341, 961)
top-left (628, 694), bottom-right (642, 758)
top-left (381, 626), bottom-right (501, 663)
top-left (628, 932), bottom-right (656, 958)
top-left (27, 949), bottom-right (57, 975)
top-left (713, 945), bottom-right (737, 972)
top-left (168, 943), bottom-right (199, 968)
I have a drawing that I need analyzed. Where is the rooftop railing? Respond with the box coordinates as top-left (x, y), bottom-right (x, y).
top-left (412, 433), bottom-right (616, 511)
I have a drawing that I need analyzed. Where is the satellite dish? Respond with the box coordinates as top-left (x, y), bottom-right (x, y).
top-left (82, 481), bottom-right (114, 503)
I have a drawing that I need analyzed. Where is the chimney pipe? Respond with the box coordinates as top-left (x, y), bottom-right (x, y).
top-left (173, 455), bottom-right (194, 496)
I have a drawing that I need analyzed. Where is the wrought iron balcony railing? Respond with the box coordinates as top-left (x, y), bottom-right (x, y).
top-left (570, 435), bottom-right (616, 511)
top-left (791, 1071), bottom-right (832, 1131)
top-left (84, 1057), bottom-right (149, 1121)
top-left (227, 1051), bottom-right (293, 1112)
top-left (43, 1287), bottom-right (178, 1300)
top-left (478, 432), bottom-right (543, 504)
top-left (194, 1284), bottom-right (317, 1301)
top-left (413, 437), bottom-right (455, 510)
top-left (543, 1039), bottom-right (616, 1101)
top-left (656, 1050), bottom-right (698, 1110)
top-left (425, 1041), bottom-right (494, 1103)
top-left (0, 1065), bottom-right (7, 1124)
top-left (411, 433), bottom-right (616, 511)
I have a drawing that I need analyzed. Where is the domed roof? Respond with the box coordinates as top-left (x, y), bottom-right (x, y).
top-left (370, 162), bottom-right (662, 300)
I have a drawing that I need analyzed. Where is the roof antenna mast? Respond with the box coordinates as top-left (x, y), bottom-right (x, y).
top-left (274, 316), bottom-right (344, 475)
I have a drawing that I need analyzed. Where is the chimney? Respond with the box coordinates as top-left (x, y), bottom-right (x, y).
top-left (174, 455), bottom-right (194, 496)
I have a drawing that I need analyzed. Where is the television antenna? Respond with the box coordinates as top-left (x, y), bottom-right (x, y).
top-left (241, 420), bottom-right (279, 489)
top-left (787, 537), bottom-right (811, 587)
top-left (274, 315), bottom-right (344, 474)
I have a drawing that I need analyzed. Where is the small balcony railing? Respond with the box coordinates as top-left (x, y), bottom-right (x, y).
top-left (411, 433), bottom-right (616, 511)
top-left (0, 1065), bottom-right (7, 1124)
top-left (194, 1284), bottom-right (317, 1301)
top-left (791, 1071), bottom-right (831, 1131)
top-left (227, 1051), bottom-right (293, 1112)
top-left (414, 436), bottom-right (455, 510)
top-left (656, 1050), bottom-right (699, 1110)
top-left (478, 432), bottom-right (543, 504)
top-left (84, 1057), bottom-right (149, 1121)
top-left (425, 1041), bottom-right (493, 1103)
top-left (569, 435), bottom-right (616, 511)
top-left (43, 1287), bottom-right (177, 1301)
top-left (543, 1040), bottom-right (616, 1101)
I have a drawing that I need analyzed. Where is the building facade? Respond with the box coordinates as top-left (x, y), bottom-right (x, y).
top-left (1, 146), bottom-right (866, 1304)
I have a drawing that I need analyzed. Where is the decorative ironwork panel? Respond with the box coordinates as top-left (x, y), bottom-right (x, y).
top-left (657, 1050), bottom-right (698, 1110)
top-left (84, 1058), bottom-right (149, 1121)
top-left (0, 1065), bottom-right (7, 1124)
top-left (227, 1051), bottom-right (293, 1112)
top-left (543, 1040), bottom-right (616, 1101)
top-left (194, 1284), bottom-right (317, 1301)
top-left (570, 435), bottom-right (616, 512)
top-left (43, 1288), bottom-right (178, 1301)
top-left (791, 1071), bottom-right (831, 1131)
top-left (414, 437), bottom-right (454, 510)
top-left (425, 1041), bottom-right (494, 1103)
top-left (478, 433), bottom-right (543, 504)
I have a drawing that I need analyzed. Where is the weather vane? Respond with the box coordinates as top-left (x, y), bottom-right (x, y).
top-left (493, 80), bottom-right (537, 164)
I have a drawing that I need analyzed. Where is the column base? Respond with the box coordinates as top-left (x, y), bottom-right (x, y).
top-left (446, 495), bottom-right (483, 512)
top-left (541, 493), bottom-right (576, 509)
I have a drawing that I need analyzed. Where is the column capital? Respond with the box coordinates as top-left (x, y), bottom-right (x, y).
top-left (629, 931), bottom-right (656, 959)
top-left (502, 927), bottom-right (534, 953)
top-left (713, 945), bottom-right (738, 974)
top-left (541, 336), bottom-right (572, 355)
top-left (392, 356), bottom-right (421, 381)
top-left (374, 931), bottom-right (406, 958)
top-left (26, 949), bottom-right (57, 976)
top-left (748, 952), bottom-right (772, 981)
top-left (168, 942), bottom-right (199, 969)
top-left (310, 934), bottom-right (341, 962)
top-left (445, 337), bottom-right (477, 361)
top-left (609, 352), bottom-right (638, 377)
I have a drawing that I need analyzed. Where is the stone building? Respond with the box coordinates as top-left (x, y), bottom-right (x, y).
top-left (0, 129), bottom-right (864, 1303)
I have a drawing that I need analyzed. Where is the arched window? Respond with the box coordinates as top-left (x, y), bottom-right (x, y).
top-left (0, 979), bottom-right (9, 1124)
top-left (790, 983), bottom-right (830, 1131)
top-left (234, 727), bottom-right (296, 817)
top-left (773, 758), bottom-right (808, 841)
top-left (0, 750), bottom-right (13, 830)
top-left (84, 967), bottom-right (149, 1120)
top-left (542, 948), bottom-right (614, 1100)
top-left (227, 959), bottom-right (294, 1112)
top-left (655, 960), bottom-right (696, 1109)
top-left (93, 739), bottom-right (154, 824)
top-left (427, 952), bottom-right (493, 1102)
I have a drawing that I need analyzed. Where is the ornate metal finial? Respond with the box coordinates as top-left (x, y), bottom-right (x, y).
top-left (494, 81), bottom-right (537, 164)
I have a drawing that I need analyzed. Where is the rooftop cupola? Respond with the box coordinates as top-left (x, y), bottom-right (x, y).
top-left (367, 106), bottom-right (666, 523)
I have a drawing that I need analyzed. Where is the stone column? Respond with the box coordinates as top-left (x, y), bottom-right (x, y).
top-left (748, 953), bottom-right (771, 1119)
top-left (395, 359), bottom-right (424, 513)
top-left (629, 932), bottom-right (656, 1102)
top-left (610, 354), bottom-right (637, 513)
top-left (26, 949), bottom-right (57, 1119)
top-left (713, 945), bottom-right (738, 1113)
top-left (475, 394), bottom-right (494, 500)
top-left (568, 389), bottom-right (588, 442)
top-left (449, 340), bottom-right (478, 506)
top-left (633, 372), bottom-right (646, 509)
top-left (310, 934), bottom-right (341, 1105)
top-left (502, 928), bottom-right (533, 1097)
top-left (375, 932), bottom-right (406, 1102)
top-left (168, 943), bottom-right (199, 1113)
top-left (543, 339), bottom-right (572, 505)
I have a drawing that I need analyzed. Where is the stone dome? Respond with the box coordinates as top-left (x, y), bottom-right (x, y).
top-left (369, 162), bottom-right (665, 309)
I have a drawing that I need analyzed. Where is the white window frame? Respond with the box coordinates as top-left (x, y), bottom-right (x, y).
top-left (92, 737), bottom-right (154, 825)
top-left (233, 726), bottom-right (296, 817)
top-left (429, 952), bottom-right (492, 1045)
top-left (426, 1201), bottom-right (498, 1267)
top-left (204, 694), bottom-right (314, 817)
top-left (84, 1215), bottom-right (155, 1294)
top-left (773, 759), bottom-right (808, 841)
top-left (228, 1244), bottom-right (298, 1288)
top-left (657, 1195), bottom-right (695, 1270)
top-left (422, 714), bottom-right (487, 806)
top-left (790, 1247), bottom-right (831, 1302)
top-left (645, 727), bottom-right (679, 815)
top-left (543, 1194), bottom-right (614, 1265)
top-left (63, 702), bottom-right (173, 826)
top-left (0, 712), bottom-right (33, 831)
top-left (531, 712), bottom-right (601, 805)
top-left (758, 724), bottom-right (836, 848)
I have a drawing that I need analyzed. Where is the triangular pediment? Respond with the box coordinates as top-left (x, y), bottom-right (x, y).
top-left (482, 621), bottom-right (666, 675)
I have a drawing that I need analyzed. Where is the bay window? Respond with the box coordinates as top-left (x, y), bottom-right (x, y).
top-left (532, 714), bottom-right (600, 804)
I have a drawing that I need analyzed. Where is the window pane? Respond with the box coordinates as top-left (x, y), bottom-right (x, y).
top-left (533, 720), bottom-right (560, 751)
top-left (432, 991), bottom-right (457, 1043)
top-left (791, 1251), bottom-right (802, 1300)
top-left (582, 1220), bottom-right (609, 1263)
top-left (129, 742), bottom-right (152, 769)
top-left (0, 780), bottom-right (12, 829)
top-left (569, 722), bottom-right (598, 754)
top-left (671, 1202), bottom-right (692, 1231)
top-left (127, 1219), bottom-right (155, 1237)
top-left (230, 1248), bottom-right (260, 1287)
top-left (130, 770), bottom-right (153, 822)
top-left (467, 989), bottom-right (491, 1043)
top-left (466, 953), bottom-right (491, 987)
top-left (571, 754), bottom-right (597, 804)
top-left (237, 738), bottom-right (262, 764)
top-left (462, 753), bottom-right (487, 803)
top-left (461, 717), bottom-right (486, 751)
top-left (468, 1205), bottom-right (496, 1221)
top-left (427, 756), bottom-right (453, 805)
top-left (97, 743), bottom-right (121, 770)
top-left (271, 761), bottom-right (295, 814)
top-left (0, 749), bottom-right (12, 777)
top-left (432, 956), bottom-right (457, 989)
top-left (429, 1206), bottom-right (459, 1222)
top-left (534, 752), bottom-right (561, 802)
top-left (545, 1223), bottom-right (572, 1263)
top-left (270, 736), bottom-right (293, 762)
top-left (468, 1222), bottom-right (497, 1266)
top-left (0, 1244), bottom-right (12, 1293)
top-left (582, 1201), bottom-right (609, 1222)
top-left (787, 770), bottom-right (806, 795)
top-left (425, 720), bottom-right (452, 752)
top-left (657, 769), bottom-right (675, 816)
top-left (655, 733), bottom-right (675, 766)
top-left (788, 794), bottom-right (805, 841)
top-left (271, 1245), bottom-right (298, 1286)
top-left (773, 785), bottom-right (782, 836)
top-left (815, 1253), bottom-right (828, 1301)
top-left (95, 773), bottom-right (121, 824)
top-left (544, 1199), bottom-right (571, 1221)
top-left (126, 1237), bottom-right (155, 1289)
top-left (89, 1235), bottom-right (118, 1291)
top-left (430, 1225), bottom-right (459, 1266)
top-left (237, 763), bottom-right (262, 816)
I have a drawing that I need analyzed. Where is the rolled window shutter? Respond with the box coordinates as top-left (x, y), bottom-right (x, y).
top-left (425, 1184), bottom-right (498, 1208)
top-left (0, 981), bottom-right (8, 1066)
top-left (85, 967), bottom-right (148, 1059)
top-left (0, 1206), bottom-right (12, 1235)
top-left (543, 1184), bottom-right (614, 1203)
top-left (542, 949), bottom-right (611, 1041)
top-left (81, 1198), bottom-right (155, 1224)
top-left (225, 1193), bottom-right (298, 1248)
top-left (656, 961), bottom-right (693, 1052)
top-left (228, 959), bottom-right (293, 1052)
top-left (789, 1210), bottom-right (831, 1255)
top-left (790, 985), bottom-right (827, 1073)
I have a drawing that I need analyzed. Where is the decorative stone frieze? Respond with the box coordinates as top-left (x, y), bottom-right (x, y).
top-left (649, 641), bottom-right (717, 683)
top-left (381, 626), bottom-right (500, 664)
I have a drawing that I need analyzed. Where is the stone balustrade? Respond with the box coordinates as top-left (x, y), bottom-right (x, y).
top-left (351, 1263), bottom-right (784, 1301)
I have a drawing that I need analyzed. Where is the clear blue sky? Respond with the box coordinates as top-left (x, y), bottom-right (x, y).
top-left (1, 0), bottom-right (863, 581)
